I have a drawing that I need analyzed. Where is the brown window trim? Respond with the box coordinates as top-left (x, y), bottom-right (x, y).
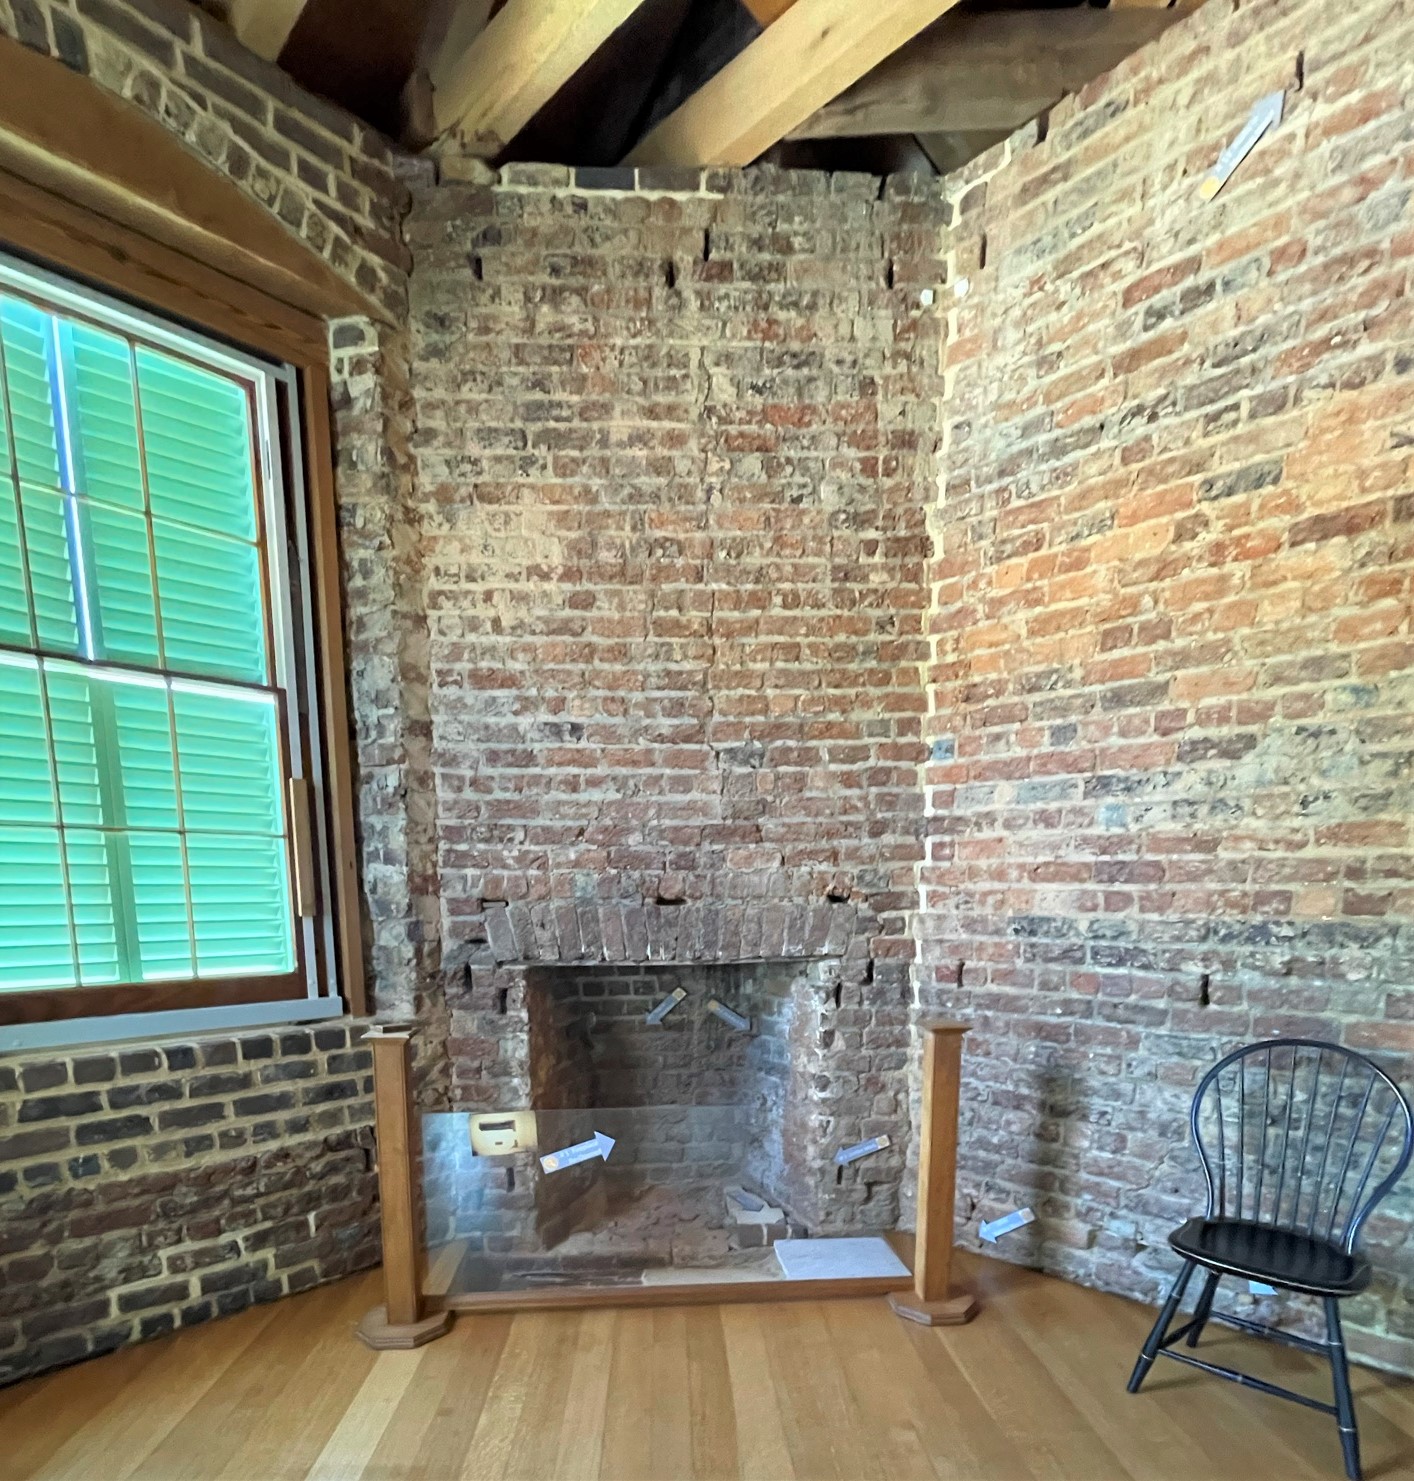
top-left (2, 976), bottom-right (310, 1029)
top-left (0, 110), bottom-right (368, 1026)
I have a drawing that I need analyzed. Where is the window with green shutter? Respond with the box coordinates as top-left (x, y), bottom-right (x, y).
top-left (0, 254), bottom-right (329, 1038)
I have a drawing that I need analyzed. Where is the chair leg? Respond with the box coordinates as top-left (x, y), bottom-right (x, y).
top-left (1325, 1297), bottom-right (1361, 1481)
top-left (1127, 1259), bottom-right (1196, 1394)
top-left (1185, 1269), bottom-right (1220, 1348)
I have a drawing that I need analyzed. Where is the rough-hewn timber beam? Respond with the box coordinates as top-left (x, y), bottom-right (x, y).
top-left (788, 6), bottom-right (1193, 140)
top-left (740, 0), bottom-right (799, 23)
top-left (422, 0), bottom-right (653, 154)
top-left (225, 0), bottom-right (309, 61)
top-left (623, 0), bottom-right (964, 168)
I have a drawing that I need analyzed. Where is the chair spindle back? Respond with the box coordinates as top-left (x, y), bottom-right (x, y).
top-left (1191, 1039), bottom-right (1413, 1251)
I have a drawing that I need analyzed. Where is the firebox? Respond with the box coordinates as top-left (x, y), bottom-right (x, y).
top-left (421, 954), bottom-right (909, 1290)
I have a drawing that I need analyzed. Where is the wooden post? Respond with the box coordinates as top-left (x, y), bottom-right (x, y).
top-left (890, 1021), bottom-right (979, 1326)
top-left (357, 1029), bottom-right (453, 1349)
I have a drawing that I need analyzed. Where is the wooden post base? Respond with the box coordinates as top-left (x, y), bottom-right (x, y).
top-left (888, 1290), bottom-right (979, 1327)
top-left (357, 1303), bottom-right (453, 1350)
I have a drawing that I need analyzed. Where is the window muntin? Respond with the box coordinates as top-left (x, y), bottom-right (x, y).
top-left (0, 256), bottom-right (317, 1011)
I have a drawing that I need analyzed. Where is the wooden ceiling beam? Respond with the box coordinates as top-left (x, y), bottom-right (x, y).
top-left (421, 0), bottom-right (653, 153)
top-left (739, 0), bottom-right (799, 23)
top-left (623, 0), bottom-right (964, 168)
top-left (787, 5), bottom-right (1195, 139)
top-left (225, 0), bottom-right (310, 61)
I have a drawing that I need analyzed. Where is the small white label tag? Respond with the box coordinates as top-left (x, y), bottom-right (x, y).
top-left (979, 1207), bottom-right (1036, 1243)
top-left (834, 1134), bottom-right (892, 1166)
top-left (539, 1131), bottom-right (615, 1174)
top-left (1249, 1281), bottom-right (1278, 1297)
top-left (706, 998), bottom-right (751, 1033)
top-left (1200, 91), bottom-right (1284, 200)
top-left (645, 987), bottom-right (687, 1024)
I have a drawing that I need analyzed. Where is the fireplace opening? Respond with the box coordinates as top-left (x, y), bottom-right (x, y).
top-left (526, 961), bottom-right (806, 1274)
top-left (423, 957), bottom-right (887, 1292)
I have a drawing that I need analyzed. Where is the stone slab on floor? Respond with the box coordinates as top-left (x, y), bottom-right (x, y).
top-left (772, 1237), bottom-right (910, 1281)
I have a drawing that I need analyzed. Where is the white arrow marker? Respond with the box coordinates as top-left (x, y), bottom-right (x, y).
top-left (978, 1207), bottom-right (1035, 1243)
top-left (539, 1131), bottom-right (615, 1174)
top-left (706, 998), bottom-right (751, 1033)
top-left (645, 986), bottom-right (688, 1025)
top-left (1200, 91), bottom-right (1284, 201)
top-left (835, 1134), bottom-right (892, 1166)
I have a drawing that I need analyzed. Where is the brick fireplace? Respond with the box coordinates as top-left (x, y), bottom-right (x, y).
top-left (406, 166), bottom-right (946, 1277)
top-left (422, 907), bottom-right (909, 1283)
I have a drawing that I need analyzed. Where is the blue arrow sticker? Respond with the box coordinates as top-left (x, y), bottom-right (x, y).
top-left (645, 987), bottom-right (687, 1025)
top-left (1200, 91), bottom-right (1284, 200)
top-left (706, 998), bottom-right (751, 1033)
top-left (979, 1207), bottom-right (1036, 1243)
top-left (834, 1135), bottom-right (892, 1166)
top-left (539, 1131), bottom-right (616, 1174)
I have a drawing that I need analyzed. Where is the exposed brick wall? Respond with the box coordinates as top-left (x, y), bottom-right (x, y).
top-left (539, 962), bottom-right (788, 1110)
top-left (0, 0), bottom-right (414, 1386)
top-left (0, 0), bottom-right (410, 317)
top-left (329, 315), bottom-right (451, 1097)
top-left (914, 0), bottom-right (1414, 1369)
top-left (6, 0), bottom-right (1411, 1392)
top-left (405, 166), bottom-right (948, 1233)
top-left (0, 1025), bottom-right (375, 1383)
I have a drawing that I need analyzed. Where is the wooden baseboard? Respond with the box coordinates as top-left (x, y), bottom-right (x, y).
top-left (430, 1272), bottom-right (912, 1314)
top-left (356, 1303), bottom-right (454, 1349)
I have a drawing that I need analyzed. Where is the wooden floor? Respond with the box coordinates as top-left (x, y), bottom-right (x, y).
top-left (2, 1251), bottom-right (1413, 1481)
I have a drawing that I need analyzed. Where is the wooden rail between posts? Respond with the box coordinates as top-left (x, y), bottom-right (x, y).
top-left (358, 1020), bottom-right (975, 1343)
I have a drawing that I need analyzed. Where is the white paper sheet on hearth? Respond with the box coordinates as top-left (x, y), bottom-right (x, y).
top-left (772, 1236), bottom-right (910, 1281)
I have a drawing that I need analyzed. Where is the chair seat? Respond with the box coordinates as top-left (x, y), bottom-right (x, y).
top-left (1169, 1218), bottom-right (1371, 1297)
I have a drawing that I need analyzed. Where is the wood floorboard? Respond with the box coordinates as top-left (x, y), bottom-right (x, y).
top-left (819, 1298), bottom-right (942, 1481)
top-left (3, 1252), bottom-right (1413, 1481)
top-left (719, 1305), bottom-right (796, 1481)
top-left (999, 1264), bottom-right (1231, 1481)
top-left (553, 1309), bottom-right (615, 1481)
top-left (377, 1314), bottom-right (513, 1481)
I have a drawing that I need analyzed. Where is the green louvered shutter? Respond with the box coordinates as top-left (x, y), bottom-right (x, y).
top-left (0, 365), bottom-right (31, 647)
top-left (0, 279), bottom-right (302, 1004)
top-left (139, 347), bottom-right (267, 683)
top-left (0, 656), bottom-right (73, 987)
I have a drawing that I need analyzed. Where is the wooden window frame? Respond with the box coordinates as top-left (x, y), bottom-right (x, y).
top-left (0, 55), bottom-right (371, 1040)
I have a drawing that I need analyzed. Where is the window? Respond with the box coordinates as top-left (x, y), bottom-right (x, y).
top-left (0, 252), bottom-right (338, 1042)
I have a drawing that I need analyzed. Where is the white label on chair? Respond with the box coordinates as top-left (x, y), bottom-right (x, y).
top-left (979, 1207), bottom-right (1035, 1243)
top-left (1248, 1281), bottom-right (1278, 1296)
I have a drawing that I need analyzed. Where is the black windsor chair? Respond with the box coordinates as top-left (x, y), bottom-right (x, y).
top-left (1126, 1038), bottom-right (1413, 1480)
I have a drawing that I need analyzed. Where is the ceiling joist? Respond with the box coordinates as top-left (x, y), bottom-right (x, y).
top-left (420, 0), bottom-right (652, 154)
top-left (225, 0), bottom-right (309, 61)
top-left (789, 5), bottom-right (1195, 139)
top-left (739, 0), bottom-right (799, 23)
top-left (623, 0), bottom-right (967, 168)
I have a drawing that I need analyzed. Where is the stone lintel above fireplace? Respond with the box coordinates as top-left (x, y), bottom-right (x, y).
top-left (478, 900), bottom-right (860, 969)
